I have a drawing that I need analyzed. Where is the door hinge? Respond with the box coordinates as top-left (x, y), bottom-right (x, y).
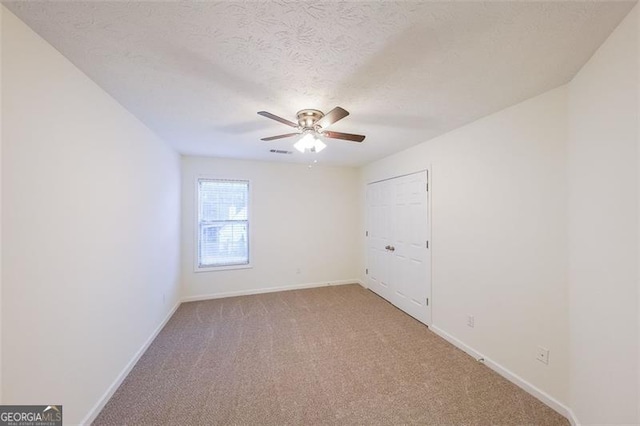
top-left (426, 298), bottom-right (429, 306)
top-left (366, 268), bottom-right (368, 275)
top-left (426, 240), bottom-right (429, 249)
top-left (426, 182), bottom-right (429, 191)
top-left (366, 230), bottom-right (369, 237)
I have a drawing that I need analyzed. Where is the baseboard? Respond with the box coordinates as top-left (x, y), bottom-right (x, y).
top-left (566, 409), bottom-right (579, 426)
top-left (79, 301), bottom-right (180, 425)
top-left (181, 279), bottom-right (359, 303)
top-left (356, 278), bottom-right (367, 288)
top-left (430, 325), bottom-right (575, 424)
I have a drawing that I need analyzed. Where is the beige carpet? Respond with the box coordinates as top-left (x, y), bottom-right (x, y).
top-left (93, 284), bottom-right (568, 425)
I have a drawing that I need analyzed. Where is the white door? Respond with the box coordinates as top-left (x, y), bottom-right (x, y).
top-left (366, 171), bottom-right (431, 325)
top-left (366, 180), bottom-right (393, 301)
top-left (390, 172), bottom-right (430, 324)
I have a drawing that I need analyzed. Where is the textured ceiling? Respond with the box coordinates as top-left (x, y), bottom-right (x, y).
top-left (4, 1), bottom-right (636, 166)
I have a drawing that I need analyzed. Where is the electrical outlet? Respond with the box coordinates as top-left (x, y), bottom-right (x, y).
top-left (467, 315), bottom-right (475, 328)
top-left (536, 346), bottom-right (549, 365)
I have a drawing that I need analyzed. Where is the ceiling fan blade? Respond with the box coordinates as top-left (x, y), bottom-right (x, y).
top-left (257, 111), bottom-right (298, 128)
top-left (315, 106), bottom-right (349, 129)
top-left (260, 133), bottom-right (300, 141)
top-left (322, 131), bottom-right (365, 142)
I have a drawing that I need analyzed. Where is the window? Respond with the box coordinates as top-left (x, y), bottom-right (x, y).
top-left (196, 178), bottom-right (250, 270)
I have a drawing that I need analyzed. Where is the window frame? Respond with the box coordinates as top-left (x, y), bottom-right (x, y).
top-left (194, 176), bottom-right (253, 273)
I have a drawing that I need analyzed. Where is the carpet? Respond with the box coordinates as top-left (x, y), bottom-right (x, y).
top-left (93, 284), bottom-right (568, 425)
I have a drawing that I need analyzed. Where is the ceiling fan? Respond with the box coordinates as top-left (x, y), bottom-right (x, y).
top-left (257, 107), bottom-right (365, 152)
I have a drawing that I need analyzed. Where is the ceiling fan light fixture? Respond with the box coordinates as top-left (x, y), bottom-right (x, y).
top-left (312, 138), bottom-right (326, 153)
top-left (294, 132), bottom-right (314, 152)
top-left (294, 132), bottom-right (325, 153)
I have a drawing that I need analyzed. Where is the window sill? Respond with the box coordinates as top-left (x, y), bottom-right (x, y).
top-left (194, 264), bottom-right (253, 273)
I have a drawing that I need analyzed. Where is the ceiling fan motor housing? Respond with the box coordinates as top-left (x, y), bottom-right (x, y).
top-left (297, 109), bottom-right (324, 130)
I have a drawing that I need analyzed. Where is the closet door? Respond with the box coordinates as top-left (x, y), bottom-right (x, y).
top-left (366, 179), bottom-right (393, 301)
top-left (390, 172), bottom-right (430, 324)
top-left (366, 171), bottom-right (431, 325)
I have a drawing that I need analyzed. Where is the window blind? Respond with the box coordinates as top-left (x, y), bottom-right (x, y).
top-left (197, 179), bottom-right (249, 268)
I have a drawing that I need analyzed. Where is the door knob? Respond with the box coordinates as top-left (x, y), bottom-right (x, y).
top-left (389, 246), bottom-right (395, 252)
top-left (384, 245), bottom-right (391, 250)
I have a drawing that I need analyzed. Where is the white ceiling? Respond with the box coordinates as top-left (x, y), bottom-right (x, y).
top-left (4, 1), bottom-right (636, 167)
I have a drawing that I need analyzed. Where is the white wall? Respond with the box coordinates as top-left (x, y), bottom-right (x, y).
top-left (1, 7), bottom-right (181, 424)
top-left (360, 86), bottom-right (570, 406)
top-left (181, 156), bottom-right (359, 300)
top-left (567, 5), bottom-right (639, 424)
